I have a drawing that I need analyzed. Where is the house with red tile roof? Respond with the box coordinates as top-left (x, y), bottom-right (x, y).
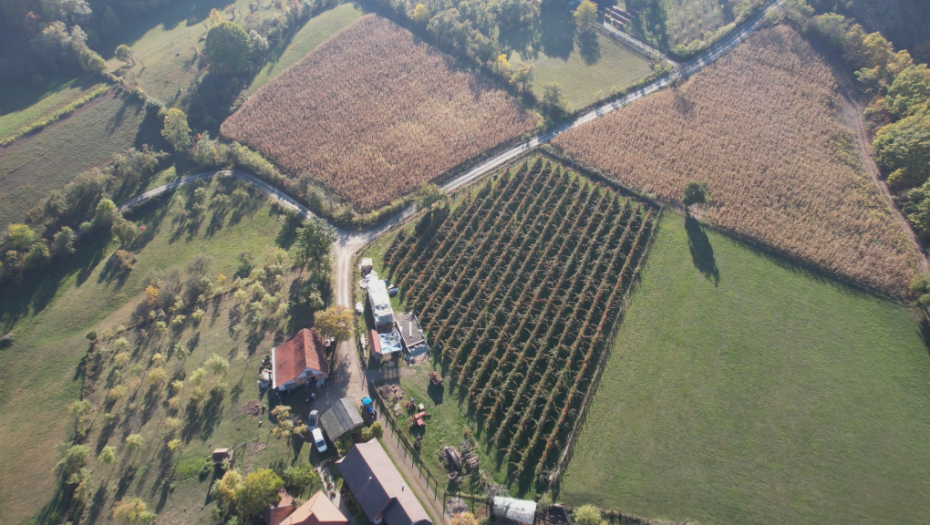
top-left (278, 491), bottom-right (348, 525)
top-left (272, 328), bottom-right (329, 391)
top-left (261, 489), bottom-right (297, 525)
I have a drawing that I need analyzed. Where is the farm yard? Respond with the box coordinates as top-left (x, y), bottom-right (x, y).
top-left (560, 212), bottom-right (930, 525)
top-left (613, 0), bottom-right (767, 55)
top-left (378, 157), bottom-right (658, 491)
top-left (221, 15), bottom-right (538, 213)
top-left (552, 25), bottom-right (917, 297)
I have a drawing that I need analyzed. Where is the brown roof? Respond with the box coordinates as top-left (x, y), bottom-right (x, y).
top-left (336, 440), bottom-right (431, 525)
top-left (278, 491), bottom-right (348, 525)
top-left (273, 329), bottom-right (329, 387)
top-left (261, 489), bottom-right (297, 525)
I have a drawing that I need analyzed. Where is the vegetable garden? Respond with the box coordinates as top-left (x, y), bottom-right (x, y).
top-left (383, 158), bottom-right (658, 485)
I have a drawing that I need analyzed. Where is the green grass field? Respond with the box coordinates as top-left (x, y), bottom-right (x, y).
top-left (0, 76), bottom-right (107, 139)
top-left (560, 212), bottom-right (930, 525)
top-left (0, 93), bottom-right (151, 230)
top-left (245, 3), bottom-right (365, 97)
top-left (509, 31), bottom-right (654, 109)
top-left (0, 180), bottom-right (293, 524)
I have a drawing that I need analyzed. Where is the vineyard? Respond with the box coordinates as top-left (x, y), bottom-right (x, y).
top-left (383, 158), bottom-right (657, 484)
top-left (552, 25), bottom-right (916, 297)
top-left (221, 15), bottom-right (537, 212)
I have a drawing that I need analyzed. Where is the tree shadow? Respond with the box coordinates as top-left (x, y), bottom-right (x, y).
top-left (577, 30), bottom-right (601, 65)
top-left (538, 2), bottom-right (575, 60)
top-left (426, 380), bottom-right (444, 406)
top-left (685, 215), bottom-right (719, 285)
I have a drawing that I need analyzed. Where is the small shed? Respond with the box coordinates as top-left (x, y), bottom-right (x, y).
top-left (394, 312), bottom-right (427, 354)
top-left (360, 258), bottom-right (373, 275)
top-left (492, 497), bottom-right (536, 525)
top-left (212, 448), bottom-right (234, 465)
top-left (319, 397), bottom-right (365, 441)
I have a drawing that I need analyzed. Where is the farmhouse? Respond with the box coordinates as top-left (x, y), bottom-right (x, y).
top-left (272, 328), bottom-right (329, 391)
top-left (336, 440), bottom-right (431, 525)
top-left (261, 489), bottom-right (297, 525)
top-left (276, 491), bottom-right (348, 525)
top-left (367, 276), bottom-right (394, 331)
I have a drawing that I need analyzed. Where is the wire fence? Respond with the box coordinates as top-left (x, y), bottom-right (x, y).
top-left (368, 380), bottom-right (450, 509)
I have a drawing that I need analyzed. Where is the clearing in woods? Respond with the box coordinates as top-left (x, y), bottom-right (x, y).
top-left (0, 178), bottom-right (312, 524)
top-left (560, 212), bottom-right (930, 525)
top-left (378, 157), bottom-right (657, 493)
top-left (552, 25), bottom-right (916, 297)
top-left (0, 93), bottom-right (150, 229)
top-left (501, 1), bottom-right (655, 110)
top-left (221, 15), bottom-right (538, 213)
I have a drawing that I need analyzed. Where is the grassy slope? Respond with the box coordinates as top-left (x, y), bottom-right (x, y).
top-left (0, 94), bottom-right (149, 229)
top-left (0, 76), bottom-right (107, 139)
top-left (509, 31), bottom-right (653, 109)
top-left (560, 212), bottom-right (930, 525)
top-left (103, 0), bottom-right (277, 104)
top-left (0, 181), bottom-right (285, 524)
top-left (245, 3), bottom-right (365, 97)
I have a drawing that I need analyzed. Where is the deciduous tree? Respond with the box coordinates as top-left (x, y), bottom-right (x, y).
top-left (315, 306), bottom-right (353, 342)
top-left (161, 108), bottom-right (192, 151)
top-left (573, 0), bottom-right (597, 31)
top-left (682, 181), bottom-right (708, 208)
top-left (236, 469), bottom-right (283, 517)
top-left (205, 21), bottom-right (253, 74)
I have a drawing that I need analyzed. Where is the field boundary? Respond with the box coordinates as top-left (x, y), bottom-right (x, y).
top-left (0, 85), bottom-right (111, 147)
top-left (594, 22), bottom-right (664, 62)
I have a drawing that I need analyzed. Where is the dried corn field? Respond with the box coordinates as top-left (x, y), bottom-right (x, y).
top-left (384, 159), bottom-right (657, 483)
top-left (552, 26), bottom-right (916, 296)
top-left (221, 15), bottom-right (537, 212)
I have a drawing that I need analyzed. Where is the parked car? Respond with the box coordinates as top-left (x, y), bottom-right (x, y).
top-left (307, 410), bottom-right (319, 431)
top-left (312, 428), bottom-right (327, 453)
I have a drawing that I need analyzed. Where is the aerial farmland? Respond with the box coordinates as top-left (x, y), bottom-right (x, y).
top-left (2, 0), bottom-right (930, 524)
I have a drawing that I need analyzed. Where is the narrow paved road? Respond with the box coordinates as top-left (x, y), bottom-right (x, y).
top-left (118, 2), bottom-right (793, 520)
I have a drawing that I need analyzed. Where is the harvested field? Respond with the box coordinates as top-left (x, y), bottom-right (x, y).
top-left (384, 158), bottom-right (657, 486)
top-left (552, 25), bottom-right (916, 296)
top-left (221, 15), bottom-right (537, 212)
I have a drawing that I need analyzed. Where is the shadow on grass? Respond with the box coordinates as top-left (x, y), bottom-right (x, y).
top-left (685, 215), bottom-right (719, 285)
top-left (577, 30), bottom-right (601, 65)
top-left (0, 233), bottom-right (111, 333)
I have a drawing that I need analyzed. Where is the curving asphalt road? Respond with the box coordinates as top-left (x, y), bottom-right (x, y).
top-left (116, 2), bottom-right (789, 518)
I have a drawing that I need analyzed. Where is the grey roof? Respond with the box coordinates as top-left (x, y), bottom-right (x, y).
top-left (320, 398), bottom-right (364, 441)
top-left (394, 312), bottom-right (426, 349)
top-left (336, 440), bottom-right (431, 525)
top-left (493, 497), bottom-right (536, 525)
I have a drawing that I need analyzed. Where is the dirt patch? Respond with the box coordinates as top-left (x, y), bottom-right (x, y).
top-left (238, 400), bottom-right (264, 417)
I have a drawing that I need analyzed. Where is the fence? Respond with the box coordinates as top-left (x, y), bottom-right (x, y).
top-left (547, 182), bottom-right (665, 486)
top-left (368, 380), bottom-right (450, 509)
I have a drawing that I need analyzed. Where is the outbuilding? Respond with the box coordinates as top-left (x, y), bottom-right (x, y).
top-left (367, 277), bottom-right (394, 331)
top-left (492, 497), bottom-right (536, 525)
top-left (319, 397), bottom-right (364, 441)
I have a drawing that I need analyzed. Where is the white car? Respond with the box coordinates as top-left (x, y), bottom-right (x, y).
top-left (307, 410), bottom-right (319, 431)
top-left (311, 428), bottom-right (327, 453)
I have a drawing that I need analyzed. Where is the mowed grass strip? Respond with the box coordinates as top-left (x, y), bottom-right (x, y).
top-left (221, 15), bottom-right (538, 212)
top-left (560, 212), bottom-right (930, 525)
top-left (0, 76), bottom-right (107, 139)
top-left (245, 2), bottom-right (365, 97)
top-left (0, 93), bottom-right (148, 229)
top-left (553, 25), bottom-right (915, 296)
top-left (508, 31), bottom-right (654, 109)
